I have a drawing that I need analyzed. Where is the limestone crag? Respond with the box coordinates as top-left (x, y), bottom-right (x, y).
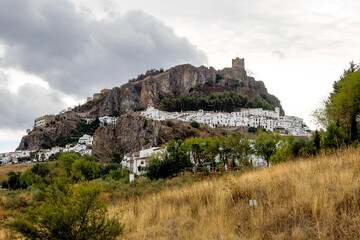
top-left (92, 112), bottom-right (219, 163)
top-left (18, 58), bottom-right (284, 154)
top-left (18, 118), bottom-right (78, 150)
top-left (74, 58), bottom-right (283, 118)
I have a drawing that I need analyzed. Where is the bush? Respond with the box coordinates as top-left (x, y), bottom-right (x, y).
top-left (5, 195), bottom-right (28, 210)
top-left (20, 170), bottom-right (35, 189)
top-left (100, 163), bottom-right (119, 176)
top-left (215, 74), bottom-right (223, 83)
top-left (190, 121), bottom-right (200, 129)
top-left (31, 163), bottom-right (50, 178)
top-left (110, 169), bottom-right (130, 181)
top-left (7, 183), bottom-right (124, 240)
top-left (7, 172), bottom-right (22, 190)
top-left (321, 122), bottom-right (348, 150)
top-left (72, 158), bottom-right (100, 181)
top-left (2, 180), bottom-right (9, 189)
top-left (111, 152), bottom-right (122, 164)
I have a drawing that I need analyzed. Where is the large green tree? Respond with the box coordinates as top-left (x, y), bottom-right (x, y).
top-left (254, 133), bottom-right (282, 166)
top-left (316, 62), bottom-right (360, 142)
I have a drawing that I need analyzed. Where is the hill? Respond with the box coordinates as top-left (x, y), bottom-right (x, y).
top-left (17, 57), bottom-right (284, 159)
top-left (113, 147), bottom-right (360, 239)
top-left (73, 57), bottom-right (284, 117)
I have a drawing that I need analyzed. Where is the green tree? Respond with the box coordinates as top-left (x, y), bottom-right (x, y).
top-left (111, 152), bottom-right (123, 164)
top-left (254, 133), bottom-right (282, 166)
top-left (314, 62), bottom-right (360, 141)
top-left (7, 183), bottom-right (124, 240)
top-left (6, 171), bottom-right (21, 190)
top-left (224, 132), bottom-right (252, 167)
top-left (320, 122), bottom-right (347, 150)
top-left (72, 158), bottom-right (100, 182)
top-left (190, 121), bottom-right (200, 128)
top-left (146, 140), bottom-right (192, 180)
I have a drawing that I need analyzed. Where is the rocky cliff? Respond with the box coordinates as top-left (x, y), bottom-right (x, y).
top-left (18, 58), bottom-right (284, 156)
top-left (92, 112), bottom-right (220, 162)
top-left (73, 58), bottom-right (284, 117)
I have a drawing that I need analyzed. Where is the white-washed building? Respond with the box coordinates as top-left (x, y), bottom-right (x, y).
top-left (78, 134), bottom-right (93, 146)
top-left (141, 105), bottom-right (311, 137)
top-left (122, 147), bottom-right (165, 175)
top-left (99, 116), bottom-right (118, 127)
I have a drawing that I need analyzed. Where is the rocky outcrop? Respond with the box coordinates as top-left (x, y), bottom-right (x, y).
top-left (74, 58), bottom-right (284, 118)
top-left (17, 118), bottom-right (78, 150)
top-left (18, 58), bottom-right (284, 152)
top-left (92, 112), bottom-right (219, 163)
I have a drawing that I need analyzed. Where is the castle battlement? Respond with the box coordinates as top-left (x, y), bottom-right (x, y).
top-left (232, 57), bottom-right (245, 70)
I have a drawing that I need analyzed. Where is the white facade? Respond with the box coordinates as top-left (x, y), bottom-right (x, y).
top-left (141, 106), bottom-right (310, 137)
top-left (122, 147), bottom-right (165, 175)
top-left (99, 116), bottom-right (118, 127)
top-left (79, 134), bottom-right (93, 146)
top-left (34, 118), bottom-right (46, 128)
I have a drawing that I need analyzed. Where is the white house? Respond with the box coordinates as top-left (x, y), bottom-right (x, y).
top-left (122, 147), bottom-right (165, 175)
top-left (141, 106), bottom-right (311, 137)
top-left (99, 116), bottom-right (118, 127)
top-left (78, 134), bottom-right (93, 146)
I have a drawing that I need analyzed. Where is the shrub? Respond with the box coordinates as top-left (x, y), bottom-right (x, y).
top-left (215, 74), bottom-right (223, 83)
top-left (5, 195), bottom-right (28, 210)
top-left (100, 163), bottom-right (119, 176)
top-left (110, 169), bottom-right (130, 181)
top-left (190, 121), bottom-right (200, 129)
top-left (72, 158), bottom-right (100, 182)
top-left (7, 183), bottom-right (124, 240)
top-left (2, 180), bottom-right (9, 189)
top-left (7, 172), bottom-right (21, 190)
top-left (111, 152), bottom-right (122, 164)
top-left (31, 163), bottom-right (50, 178)
top-left (321, 122), bottom-right (348, 150)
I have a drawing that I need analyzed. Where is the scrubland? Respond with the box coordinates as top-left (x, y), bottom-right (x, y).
top-left (116, 147), bottom-right (360, 239)
top-left (1, 148), bottom-right (360, 239)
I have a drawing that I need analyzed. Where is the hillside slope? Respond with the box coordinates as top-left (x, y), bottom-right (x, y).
top-left (73, 58), bottom-right (284, 118)
top-left (115, 147), bottom-right (360, 239)
top-left (18, 58), bottom-right (284, 154)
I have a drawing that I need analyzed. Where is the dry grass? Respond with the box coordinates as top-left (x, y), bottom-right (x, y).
top-left (0, 164), bottom-right (34, 182)
top-left (112, 147), bottom-right (360, 239)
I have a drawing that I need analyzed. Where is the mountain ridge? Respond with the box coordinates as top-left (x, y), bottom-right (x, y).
top-left (17, 58), bottom-right (284, 158)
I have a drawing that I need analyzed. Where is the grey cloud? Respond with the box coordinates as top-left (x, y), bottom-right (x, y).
top-left (0, 0), bottom-right (207, 97)
top-left (0, 74), bottom-right (66, 130)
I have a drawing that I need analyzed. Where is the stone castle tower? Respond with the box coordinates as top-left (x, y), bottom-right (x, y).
top-left (232, 57), bottom-right (245, 70)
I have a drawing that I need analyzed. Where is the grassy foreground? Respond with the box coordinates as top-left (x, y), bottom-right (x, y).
top-left (0, 164), bottom-right (34, 182)
top-left (114, 147), bottom-right (360, 239)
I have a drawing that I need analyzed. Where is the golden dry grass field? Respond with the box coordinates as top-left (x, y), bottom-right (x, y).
top-left (0, 164), bottom-right (34, 182)
top-left (113, 147), bottom-right (360, 239)
top-left (1, 148), bottom-right (360, 239)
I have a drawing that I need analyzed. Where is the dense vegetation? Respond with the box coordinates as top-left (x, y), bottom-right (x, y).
top-left (55, 118), bottom-right (100, 147)
top-left (146, 131), bottom-right (323, 180)
top-left (161, 92), bottom-right (273, 112)
top-left (314, 61), bottom-right (360, 145)
top-left (1, 153), bottom-right (126, 239)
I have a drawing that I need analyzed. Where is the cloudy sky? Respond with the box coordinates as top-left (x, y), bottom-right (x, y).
top-left (0, 0), bottom-right (359, 152)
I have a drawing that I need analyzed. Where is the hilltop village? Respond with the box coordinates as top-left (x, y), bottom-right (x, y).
top-left (0, 57), bottom-right (311, 169)
top-left (0, 103), bottom-right (310, 167)
top-left (141, 102), bottom-right (310, 136)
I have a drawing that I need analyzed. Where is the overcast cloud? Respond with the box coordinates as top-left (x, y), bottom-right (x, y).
top-left (1, 0), bottom-right (360, 152)
top-left (0, 0), bottom-right (207, 96)
top-left (0, 0), bottom-right (207, 145)
top-left (0, 70), bottom-right (65, 130)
